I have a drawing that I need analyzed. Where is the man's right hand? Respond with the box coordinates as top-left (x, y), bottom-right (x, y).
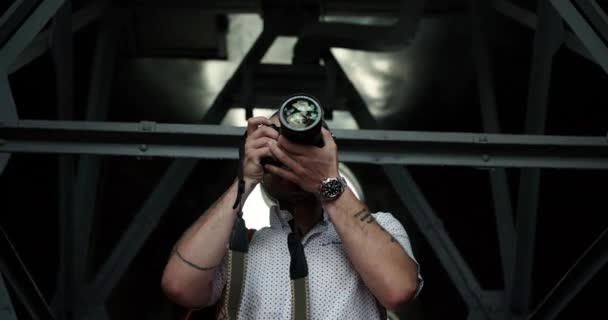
top-left (242, 116), bottom-right (279, 187)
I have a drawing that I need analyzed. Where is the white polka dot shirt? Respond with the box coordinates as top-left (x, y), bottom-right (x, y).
top-left (210, 206), bottom-right (423, 319)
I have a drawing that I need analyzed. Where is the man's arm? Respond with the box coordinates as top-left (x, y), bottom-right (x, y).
top-left (161, 179), bottom-right (253, 308)
top-left (322, 187), bottom-right (419, 311)
top-left (161, 117), bottom-right (277, 308)
top-left (265, 128), bottom-right (420, 310)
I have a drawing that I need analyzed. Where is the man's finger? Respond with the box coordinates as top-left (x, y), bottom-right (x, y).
top-left (321, 128), bottom-right (336, 148)
top-left (268, 141), bottom-right (303, 175)
top-left (264, 164), bottom-right (299, 184)
top-left (251, 147), bottom-right (272, 164)
top-left (250, 125), bottom-right (279, 140)
top-left (247, 137), bottom-right (275, 150)
top-left (277, 136), bottom-right (309, 155)
top-left (247, 117), bottom-right (272, 136)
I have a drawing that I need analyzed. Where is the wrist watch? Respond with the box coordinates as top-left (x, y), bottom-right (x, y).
top-left (318, 176), bottom-right (347, 201)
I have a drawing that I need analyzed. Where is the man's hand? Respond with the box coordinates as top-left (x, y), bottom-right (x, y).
top-left (242, 117), bottom-right (279, 187)
top-left (265, 128), bottom-right (339, 194)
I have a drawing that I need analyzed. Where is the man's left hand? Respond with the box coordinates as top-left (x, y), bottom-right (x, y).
top-left (265, 128), bottom-right (339, 194)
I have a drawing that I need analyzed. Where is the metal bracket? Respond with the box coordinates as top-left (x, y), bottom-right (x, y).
top-left (138, 121), bottom-right (156, 132)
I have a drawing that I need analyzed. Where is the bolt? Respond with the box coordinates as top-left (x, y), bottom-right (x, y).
top-left (482, 154), bottom-right (490, 162)
top-left (140, 121), bottom-right (155, 131)
top-left (139, 144), bottom-right (148, 152)
top-left (478, 136), bottom-right (488, 143)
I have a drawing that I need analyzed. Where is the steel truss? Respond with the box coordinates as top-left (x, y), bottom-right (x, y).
top-left (1, 1), bottom-right (608, 320)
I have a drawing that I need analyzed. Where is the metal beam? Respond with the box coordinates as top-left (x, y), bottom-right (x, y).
top-left (528, 226), bottom-right (608, 320)
top-left (571, 0), bottom-right (608, 44)
top-left (0, 225), bottom-right (56, 320)
top-left (471, 1), bottom-right (516, 316)
top-left (492, 0), bottom-right (593, 63)
top-left (1, 120), bottom-right (608, 169)
top-left (550, 0), bottom-right (608, 74)
top-left (50, 2), bottom-right (75, 319)
top-left (50, 7), bottom-right (122, 320)
top-left (0, 74), bottom-right (18, 122)
top-left (0, 72), bottom-right (18, 176)
top-left (0, 273), bottom-right (17, 320)
top-left (0, 0), bottom-right (39, 47)
top-left (72, 5), bottom-right (121, 290)
top-left (9, 0), bottom-right (108, 74)
top-left (201, 29), bottom-right (275, 123)
top-left (325, 52), bottom-right (493, 318)
top-left (0, 0), bottom-right (66, 71)
top-left (512, 1), bottom-right (563, 317)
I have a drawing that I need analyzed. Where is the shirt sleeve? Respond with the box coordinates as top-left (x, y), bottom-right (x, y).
top-left (374, 211), bottom-right (424, 298)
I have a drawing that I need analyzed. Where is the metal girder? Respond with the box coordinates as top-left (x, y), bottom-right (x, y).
top-left (50, 7), bottom-right (122, 320)
top-left (50, 2), bottom-right (76, 319)
top-left (471, 1), bottom-right (515, 317)
top-left (293, 0), bottom-right (424, 63)
top-left (0, 72), bottom-right (18, 176)
top-left (0, 0), bottom-right (66, 71)
top-left (571, 0), bottom-right (608, 41)
top-left (129, 0), bottom-right (406, 16)
top-left (0, 225), bottom-right (56, 320)
top-left (324, 52), bottom-right (493, 319)
top-left (0, 0), bottom-right (39, 47)
top-left (1, 120), bottom-right (608, 169)
top-left (201, 29), bottom-right (276, 123)
top-left (9, 0), bottom-right (108, 74)
top-left (72, 5), bottom-right (121, 286)
top-left (528, 227), bottom-right (608, 320)
top-left (550, 0), bottom-right (608, 74)
top-left (512, 1), bottom-right (563, 317)
top-left (492, 0), bottom-right (593, 63)
top-left (0, 74), bottom-right (18, 122)
top-left (0, 273), bottom-right (17, 320)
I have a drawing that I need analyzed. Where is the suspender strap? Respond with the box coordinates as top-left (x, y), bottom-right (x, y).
top-left (288, 228), bottom-right (310, 320)
top-left (225, 250), bottom-right (247, 320)
top-left (291, 277), bottom-right (310, 320)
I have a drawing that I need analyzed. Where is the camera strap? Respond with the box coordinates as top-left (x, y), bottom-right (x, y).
top-left (224, 128), bottom-right (310, 320)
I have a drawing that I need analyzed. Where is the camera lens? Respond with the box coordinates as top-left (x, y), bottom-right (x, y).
top-left (278, 94), bottom-right (324, 147)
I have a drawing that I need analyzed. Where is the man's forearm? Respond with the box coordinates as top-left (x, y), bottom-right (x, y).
top-left (323, 187), bottom-right (418, 310)
top-left (161, 178), bottom-right (254, 307)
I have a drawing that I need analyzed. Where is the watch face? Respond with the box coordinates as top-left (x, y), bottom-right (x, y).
top-left (321, 178), bottom-right (344, 200)
top-left (281, 98), bottom-right (321, 130)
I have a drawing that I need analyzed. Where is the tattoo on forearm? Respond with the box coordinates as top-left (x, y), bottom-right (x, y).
top-left (359, 212), bottom-right (374, 223)
top-left (172, 246), bottom-right (220, 271)
top-left (353, 208), bottom-right (367, 219)
top-left (352, 207), bottom-right (398, 243)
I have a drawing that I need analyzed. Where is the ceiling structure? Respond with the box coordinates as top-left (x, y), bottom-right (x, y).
top-left (1, 0), bottom-right (608, 320)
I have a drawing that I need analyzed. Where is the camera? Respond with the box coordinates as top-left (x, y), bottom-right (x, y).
top-left (277, 94), bottom-right (325, 147)
top-left (261, 94), bottom-right (326, 168)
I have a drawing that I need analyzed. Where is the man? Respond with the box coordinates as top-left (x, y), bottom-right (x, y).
top-left (161, 115), bottom-right (423, 319)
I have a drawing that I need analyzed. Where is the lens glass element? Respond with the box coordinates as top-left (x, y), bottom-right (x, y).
top-left (281, 98), bottom-right (321, 129)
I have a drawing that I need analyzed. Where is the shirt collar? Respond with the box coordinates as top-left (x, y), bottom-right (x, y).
top-left (269, 205), bottom-right (330, 232)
